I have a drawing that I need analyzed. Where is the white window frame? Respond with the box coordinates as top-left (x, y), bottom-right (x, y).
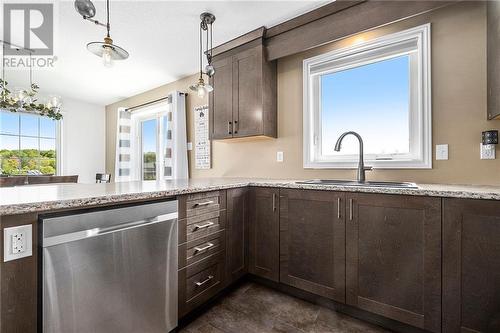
top-left (0, 110), bottom-right (62, 175)
top-left (130, 102), bottom-right (169, 181)
top-left (303, 24), bottom-right (432, 169)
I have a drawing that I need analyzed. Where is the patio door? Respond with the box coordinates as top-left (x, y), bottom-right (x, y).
top-left (135, 108), bottom-right (170, 181)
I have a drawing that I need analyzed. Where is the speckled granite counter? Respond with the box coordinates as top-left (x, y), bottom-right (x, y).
top-left (1, 178), bottom-right (500, 216)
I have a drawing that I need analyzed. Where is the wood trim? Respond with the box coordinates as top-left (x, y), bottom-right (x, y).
top-left (265, 0), bottom-right (458, 60)
top-left (265, 1), bottom-right (365, 38)
top-left (211, 27), bottom-right (265, 58)
top-left (0, 213), bottom-right (38, 333)
top-left (357, 297), bottom-right (424, 329)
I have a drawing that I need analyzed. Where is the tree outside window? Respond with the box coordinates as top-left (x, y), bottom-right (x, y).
top-left (0, 111), bottom-right (58, 175)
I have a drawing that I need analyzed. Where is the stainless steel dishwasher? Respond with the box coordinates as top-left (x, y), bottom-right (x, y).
top-left (41, 200), bottom-right (178, 333)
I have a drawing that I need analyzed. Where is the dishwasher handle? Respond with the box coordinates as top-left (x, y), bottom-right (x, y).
top-left (43, 212), bottom-right (178, 248)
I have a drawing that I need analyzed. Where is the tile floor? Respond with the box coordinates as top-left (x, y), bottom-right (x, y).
top-left (179, 282), bottom-right (391, 333)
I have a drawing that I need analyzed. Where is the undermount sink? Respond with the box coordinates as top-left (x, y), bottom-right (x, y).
top-left (296, 179), bottom-right (418, 189)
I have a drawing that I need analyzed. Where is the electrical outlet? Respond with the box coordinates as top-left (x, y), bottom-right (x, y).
top-left (480, 143), bottom-right (496, 160)
top-left (276, 151), bottom-right (284, 162)
top-left (436, 144), bottom-right (449, 160)
top-left (187, 142), bottom-right (193, 151)
top-left (4, 225), bottom-right (32, 262)
top-left (11, 232), bottom-right (25, 254)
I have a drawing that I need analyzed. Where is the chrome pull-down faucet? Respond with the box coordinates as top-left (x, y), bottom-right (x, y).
top-left (334, 131), bottom-right (372, 182)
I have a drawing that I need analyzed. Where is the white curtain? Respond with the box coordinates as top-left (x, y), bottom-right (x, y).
top-left (169, 91), bottom-right (188, 179)
top-left (114, 107), bottom-right (132, 182)
top-left (113, 92), bottom-right (188, 182)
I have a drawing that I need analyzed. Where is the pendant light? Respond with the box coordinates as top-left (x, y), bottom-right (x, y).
top-left (75, 0), bottom-right (129, 67)
top-left (189, 13), bottom-right (215, 98)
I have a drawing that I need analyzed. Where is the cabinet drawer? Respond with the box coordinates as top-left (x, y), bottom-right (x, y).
top-left (179, 230), bottom-right (225, 269)
top-left (179, 210), bottom-right (226, 243)
top-left (178, 191), bottom-right (227, 219)
top-left (178, 252), bottom-right (225, 317)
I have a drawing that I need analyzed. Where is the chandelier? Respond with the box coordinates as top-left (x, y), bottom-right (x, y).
top-left (0, 41), bottom-right (62, 120)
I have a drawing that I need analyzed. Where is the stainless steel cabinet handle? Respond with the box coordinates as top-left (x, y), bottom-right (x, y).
top-left (228, 121), bottom-right (232, 135)
top-left (193, 200), bottom-right (214, 208)
top-left (194, 242), bottom-right (214, 253)
top-left (272, 193), bottom-right (276, 212)
top-left (193, 221), bottom-right (214, 230)
top-left (195, 275), bottom-right (214, 287)
top-left (234, 120), bottom-right (238, 134)
top-left (337, 198), bottom-right (341, 219)
top-left (349, 199), bottom-right (353, 221)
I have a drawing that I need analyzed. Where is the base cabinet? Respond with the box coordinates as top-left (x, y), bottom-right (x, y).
top-left (279, 189), bottom-right (346, 302)
top-left (248, 187), bottom-right (279, 282)
top-left (226, 188), bottom-right (249, 284)
top-left (443, 198), bottom-right (500, 333)
top-left (346, 193), bottom-right (442, 332)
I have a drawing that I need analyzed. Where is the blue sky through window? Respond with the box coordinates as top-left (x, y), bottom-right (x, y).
top-left (321, 55), bottom-right (410, 156)
top-left (142, 118), bottom-right (157, 153)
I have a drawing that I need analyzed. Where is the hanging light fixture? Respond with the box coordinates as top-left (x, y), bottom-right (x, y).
top-left (189, 12), bottom-right (215, 98)
top-left (75, 0), bottom-right (129, 67)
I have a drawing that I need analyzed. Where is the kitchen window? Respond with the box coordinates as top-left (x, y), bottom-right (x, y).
top-left (0, 110), bottom-right (61, 175)
top-left (303, 24), bottom-right (431, 169)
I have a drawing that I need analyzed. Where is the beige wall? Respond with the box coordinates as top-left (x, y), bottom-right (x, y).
top-left (106, 1), bottom-right (500, 185)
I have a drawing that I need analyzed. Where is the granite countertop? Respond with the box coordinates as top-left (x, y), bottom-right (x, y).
top-left (1, 178), bottom-right (500, 216)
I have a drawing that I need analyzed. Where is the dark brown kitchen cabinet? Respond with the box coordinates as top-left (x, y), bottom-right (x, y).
top-left (226, 188), bottom-right (249, 284)
top-left (209, 33), bottom-right (277, 139)
top-left (248, 187), bottom-right (279, 282)
top-left (443, 198), bottom-right (500, 333)
top-left (0, 213), bottom-right (38, 333)
top-left (345, 193), bottom-right (442, 333)
top-left (210, 56), bottom-right (233, 139)
top-left (279, 189), bottom-right (346, 302)
top-left (487, 0), bottom-right (500, 120)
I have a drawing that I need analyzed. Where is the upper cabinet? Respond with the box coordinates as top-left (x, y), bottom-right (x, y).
top-left (488, 1), bottom-right (500, 120)
top-left (209, 28), bottom-right (277, 139)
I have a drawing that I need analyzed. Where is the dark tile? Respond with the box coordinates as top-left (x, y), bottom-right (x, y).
top-left (221, 283), bottom-right (293, 318)
top-left (272, 319), bottom-right (308, 333)
top-left (311, 308), bottom-right (391, 333)
top-left (181, 283), bottom-right (391, 333)
top-left (275, 296), bottom-right (320, 331)
top-left (180, 322), bottom-right (226, 333)
top-left (204, 302), bottom-right (276, 333)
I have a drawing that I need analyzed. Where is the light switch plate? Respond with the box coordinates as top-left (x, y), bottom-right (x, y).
top-left (436, 144), bottom-right (449, 160)
top-left (480, 143), bottom-right (496, 160)
top-left (4, 224), bottom-right (32, 262)
top-left (187, 142), bottom-right (193, 151)
top-left (276, 151), bottom-right (284, 162)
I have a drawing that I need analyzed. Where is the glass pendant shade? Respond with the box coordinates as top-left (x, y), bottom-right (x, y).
top-left (189, 77), bottom-right (213, 98)
top-left (87, 36), bottom-right (128, 66)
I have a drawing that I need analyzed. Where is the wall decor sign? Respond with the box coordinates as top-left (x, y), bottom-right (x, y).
top-left (194, 105), bottom-right (211, 169)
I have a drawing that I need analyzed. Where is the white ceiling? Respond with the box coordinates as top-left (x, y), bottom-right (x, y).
top-left (3, 0), bottom-right (330, 106)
